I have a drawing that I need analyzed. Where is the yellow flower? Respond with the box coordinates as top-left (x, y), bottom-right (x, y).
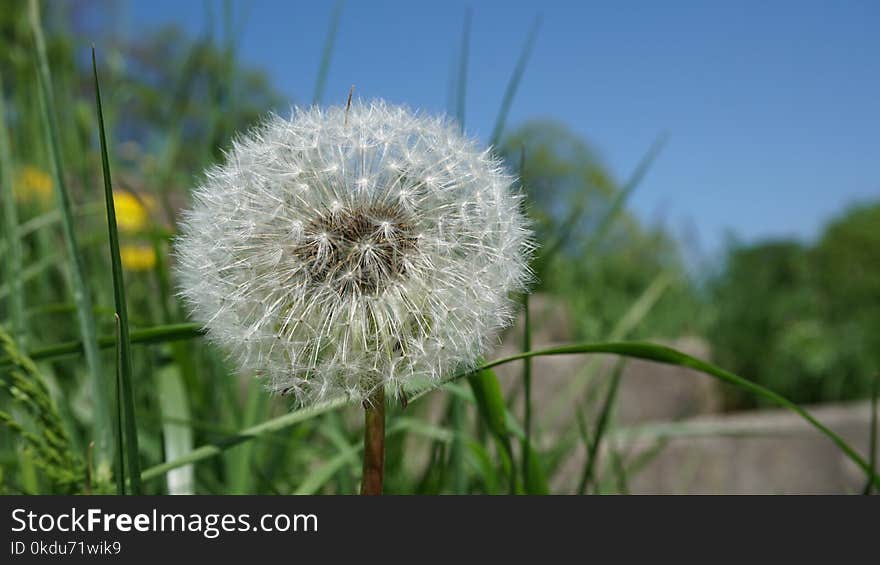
top-left (120, 244), bottom-right (157, 272)
top-left (113, 191), bottom-right (156, 233)
top-left (14, 165), bottom-right (54, 205)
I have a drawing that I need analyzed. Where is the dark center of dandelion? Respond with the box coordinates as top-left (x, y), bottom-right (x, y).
top-left (294, 203), bottom-right (418, 295)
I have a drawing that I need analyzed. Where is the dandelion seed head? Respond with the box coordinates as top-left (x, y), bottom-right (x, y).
top-left (175, 100), bottom-right (532, 406)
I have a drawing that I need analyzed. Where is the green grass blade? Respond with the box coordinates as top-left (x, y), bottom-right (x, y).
top-left (547, 271), bottom-right (671, 418)
top-left (0, 323), bottom-right (204, 368)
top-left (583, 134), bottom-right (667, 256)
top-left (444, 11), bottom-right (474, 492)
top-left (469, 368), bottom-right (517, 493)
top-left (295, 420), bottom-right (451, 495)
top-left (156, 362), bottom-right (194, 495)
top-left (312, 0), bottom-right (344, 105)
top-left (521, 291), bottom-right (535, 470)
top-left (29, 0), bottom-right (113, 477)
top-left (227, 379), bottom-right (266, 494)
top-left (448, 394), bottom-right (468, 493)
top-left (539, 135), bottom-right (666, 268)
top-left (864, 374), bottom-right (878, 495)
top-left (141, 341), bottom-right (880, 490)
top-left (92, 47), bottom-right (142, 493)
top-left (0, 71), bottom-right (26, 347)
top-left (489, 15), bottom-right (541, 147)
top-left (141, 397), bottom-right (350, 482)
top-left (113, 315), bottom-right (125, 494)
top-left (484, 342), bottom-right (880, 489)
top-left (294, 443), bottom-right (359, 495)
top-left (577, 360), bottom-right (623, 494)
top-left (608, 446), bottom-right (630, 494)
top-left (455, 8), bottom-right (472, 127)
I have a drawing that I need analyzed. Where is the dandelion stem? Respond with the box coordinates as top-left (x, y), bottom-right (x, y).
top-left (360, 386), bottom-right (386, 495)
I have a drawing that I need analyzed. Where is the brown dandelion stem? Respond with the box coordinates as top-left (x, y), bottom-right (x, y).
top-left (360, 386), bottom-right (386, 495)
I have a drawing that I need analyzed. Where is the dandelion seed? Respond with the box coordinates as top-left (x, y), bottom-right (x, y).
top-left (174, 100), bottom-right (533, 407)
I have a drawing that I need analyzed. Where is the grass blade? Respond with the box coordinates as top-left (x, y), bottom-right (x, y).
top-left (141, 397), bottom-right (350, 482)
top-left (0, 323), bottom-right (204, 368)
top-left (113, 315), bottom-right (125, 494)
top-left (864, 374), bottom-right (878, 495)
top-left (29, 0), bottom-right (113, 478)
top-left (455, 8), bottom-right (472, 127)
top-left (489, 15), bottom-right (541, 147)
top-left (577, 359), bottom-right (623, 494)
top-left (93, 47), bottom-right (141, 493)
top-left (582, 134), bottom-right (667, 257)
top-left (541, 135), bottom-right (666, 265)
top-left (0, 71), bottom-right (27, 346)
top-left (469, 369), bottom-right (517, 493)
top-left (226, 380), bottom-right (267, 494)
top-left (157, 362), bottom-right (194, 495)
top-left (547, 270), bottom-right (671, 418)
top-left (447, 8), bottom-right (473, 486)
top-left (312, 0), bottom-right (344, 105)
top-left (141, 343), bottom-right (880, 490)
top-left (484, 342), bottom-right (880, 489)
top-left (0, 75), bottom-right (24, 339)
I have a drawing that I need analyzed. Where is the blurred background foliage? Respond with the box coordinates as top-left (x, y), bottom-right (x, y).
top-left (709, 203), bottom-right (880, 408)
top-left (1, 0), bottom-right (878, 494)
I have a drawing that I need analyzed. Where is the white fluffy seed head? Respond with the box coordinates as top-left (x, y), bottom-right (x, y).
top-left (174, 100), bottom-right (533, 407)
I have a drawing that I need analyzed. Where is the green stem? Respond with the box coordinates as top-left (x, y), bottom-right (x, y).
top-left (0, 72), bottom-right (26, 347)
top-left (29, 0), bottom-right (112, 476)
top-left (0, 323), bottom-right (203, 368)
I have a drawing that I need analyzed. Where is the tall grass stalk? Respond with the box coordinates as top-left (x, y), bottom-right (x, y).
top-left (0, 72), bottom-right (27, 347)
top-left (28, 0), bottom-right (113, 478)
top-left (489, 15), bottom-right (541, 147)
top-left (312, 0), bottom-right (344, 105)
top-left (92, 47), bottom-right (142, 494)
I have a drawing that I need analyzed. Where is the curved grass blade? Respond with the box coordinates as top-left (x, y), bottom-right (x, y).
top-left (93, 47), bottom-right (141, 494)
top-left (485, 342), bottom-right (880, 489)
top-left (29, 0), bottom-right (112, 476)
top-left (138, 342), bottom-right (879, 489)
top-left (312, 0), bottom-right (344, 105)
top-left (541, 134), bottom-right (666, 264)
top-left (295, 420), bottom-right (452, 495)
top-left (0, 323), bottom-right (204, 368)
top-left (141, 397), bottom-right (350, 481)
top-left (489, 15), bottom-right (541, 147)
top-left (582, 134), bottom-right (667, 257)
top-left (864, 374), bottom-right (878, 495)
top-left (455, 8), bottom-right (472, 127)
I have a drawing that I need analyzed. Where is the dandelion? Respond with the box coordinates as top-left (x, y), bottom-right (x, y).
top-left (113, 190), bottom-right (155, 233)
top-left (120, 244), bottom-right (157, 271)
top-left (14, 165), bottom-right (53, 205)
top-left (175, 100), bottom-right (532, 493)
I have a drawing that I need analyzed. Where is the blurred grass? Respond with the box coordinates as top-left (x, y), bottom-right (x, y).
top-left (1, 0), bottom-right (877, 495)
top-left (29, 0), bottom-right (113, 480)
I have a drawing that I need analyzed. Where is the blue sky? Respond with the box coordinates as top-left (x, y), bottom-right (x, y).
top-left (123, 0), bottom-right (880, 256)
